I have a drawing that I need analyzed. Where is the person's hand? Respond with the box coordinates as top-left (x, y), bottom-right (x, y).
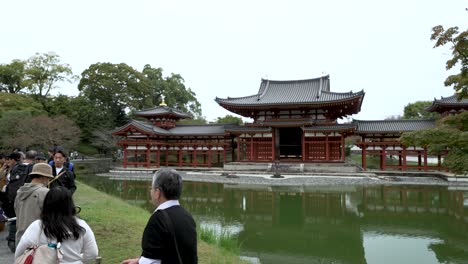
top-left (121, 258), bottom-right (139, 264)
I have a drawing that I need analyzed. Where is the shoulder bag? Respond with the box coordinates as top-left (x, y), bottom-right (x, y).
top-left (161, 210), bottom-right (183, 264)
top-left (14, 226), bottom-right (63, 264)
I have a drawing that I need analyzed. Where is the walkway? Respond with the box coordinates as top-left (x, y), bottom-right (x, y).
top-left (0, 225), bottom-right (14, 264)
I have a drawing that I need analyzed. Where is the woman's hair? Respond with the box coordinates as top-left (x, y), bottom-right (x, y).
top-left (41, 186), bottom-right (84, 242)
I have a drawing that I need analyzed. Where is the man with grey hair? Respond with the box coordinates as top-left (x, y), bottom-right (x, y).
top-left (121, 169), bottom-right (197, 264)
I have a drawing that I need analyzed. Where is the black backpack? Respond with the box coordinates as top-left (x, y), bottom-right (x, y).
top-left (1, 163), bottom-right (30, 217)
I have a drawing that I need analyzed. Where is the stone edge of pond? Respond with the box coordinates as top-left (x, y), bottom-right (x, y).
top-left (97, 168), bottom-right (468, 187)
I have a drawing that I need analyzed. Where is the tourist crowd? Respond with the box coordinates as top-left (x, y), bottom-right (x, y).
top-left (0, 148), bottom-right (197, 264)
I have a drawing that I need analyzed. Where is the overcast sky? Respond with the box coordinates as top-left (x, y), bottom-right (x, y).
top-left (1, 0), bottom-right (466, 122)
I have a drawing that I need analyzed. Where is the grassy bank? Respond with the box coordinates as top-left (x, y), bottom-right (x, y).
top-left (74, 181), bottom-right (248, 264)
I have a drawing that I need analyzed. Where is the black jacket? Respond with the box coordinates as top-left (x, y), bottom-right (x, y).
top-left (0, 163), bottom-right (29, 217)
top-left (142, 205), bottom-right (197, 264)
top-left (50, 166), bottom-right (77, 194)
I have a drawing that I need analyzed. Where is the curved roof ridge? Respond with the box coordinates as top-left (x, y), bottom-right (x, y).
top-left (215, 94), bottom-right (259, 101)
top-left (322, 89), bottom-right (364, 96)
top-left (353, 119), bottom-right (435, 122)
top-left (261, 75), bottom-right (329, 83)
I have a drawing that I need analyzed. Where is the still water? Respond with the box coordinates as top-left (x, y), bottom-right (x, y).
top-left (79, 174), bottom-right (468, 264)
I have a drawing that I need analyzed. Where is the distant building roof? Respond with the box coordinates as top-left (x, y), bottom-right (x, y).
top-left (353, 119), bottom-right (435, 134)
top-left (134, 106), bottom-right (191, 119)
top-left (112, 120), bottom-right (237, 137)
top-left (303, 124), bottom-right (356, 132)
top-left (426, 94), bottom-right (468, 113)
top-left (216, 76), bottom-right (364, 108)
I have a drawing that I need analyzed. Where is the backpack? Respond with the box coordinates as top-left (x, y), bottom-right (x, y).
top-left (2, 163), bottom-right (29, 217)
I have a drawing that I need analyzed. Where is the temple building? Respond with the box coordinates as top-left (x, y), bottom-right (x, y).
top-left (113, 75), bottom-right (461, 171)
top-left (215, 75), bottom-right (364, 162)
top-left (426, 94), bottom-right (468, 116)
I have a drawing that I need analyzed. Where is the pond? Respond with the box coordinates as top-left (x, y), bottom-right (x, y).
top-left (78, 174), bottom-right (468, 264)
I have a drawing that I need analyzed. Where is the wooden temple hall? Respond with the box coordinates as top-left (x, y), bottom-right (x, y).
top-left (113, 75), bottom-right (466, 171)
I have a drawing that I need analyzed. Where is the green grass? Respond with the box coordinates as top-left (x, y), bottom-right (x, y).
top-left (199, 227), bottom-right (241, 255)
top-left (74, 181), bottom-right (248, 264)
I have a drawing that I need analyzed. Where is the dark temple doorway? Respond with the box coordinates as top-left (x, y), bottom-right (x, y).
top-left (278, 127), bottom-right (302, 160)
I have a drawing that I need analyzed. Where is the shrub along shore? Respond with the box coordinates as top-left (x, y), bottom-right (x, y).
top-left (74, 181), bottom-right (248, 264)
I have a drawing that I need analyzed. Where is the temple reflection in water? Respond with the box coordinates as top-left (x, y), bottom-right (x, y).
top-left (112, 179), bottom-right (468, 264)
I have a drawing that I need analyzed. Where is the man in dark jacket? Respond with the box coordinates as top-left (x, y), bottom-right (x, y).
top-left (49, 150), bottom-right (76, 194)
top-left (0, 152), bottom-right (27, 252)
top-left (121, 169), bottom-right (197, 264)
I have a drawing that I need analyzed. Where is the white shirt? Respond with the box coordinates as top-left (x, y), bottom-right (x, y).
top-left (15, 219), bottom-right (99, 264)
top-left (138, 200), bottom-right (180, 264)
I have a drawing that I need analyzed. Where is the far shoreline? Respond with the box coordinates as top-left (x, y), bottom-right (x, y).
top-left (99, 169), bottom-right (468, 188)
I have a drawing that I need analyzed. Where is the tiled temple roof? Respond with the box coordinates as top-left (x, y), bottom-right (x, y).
top-left (134, 106), bottom-right (191, 119)
top-left (224, 127), bottom-right (272, 133)
top-left (215, 76), bottom-right (364, 107)
top-left (303, 124), bottom-right (356, 132)
top-left (353, 119), bottom-right (435, 134)
top-left (113, 120), bottom-right (237, 137)
top-left (426, 94), bottom-right (468, 112)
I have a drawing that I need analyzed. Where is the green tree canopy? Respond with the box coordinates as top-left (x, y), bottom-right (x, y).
top-left (403, 101), bottom-right (439, 119)
top-left (24, 52), bottom-right (78, 98)
top-left (79, 63), bottom-right (203, 128)
top-left (400, 112), bottom-right (468, 175)
top-left (431, 25), bottom-right (468, 99)
top-left (78, 63), bottom-right (148, 127)
top-left (215, 115), bottom-right (243, 125)
top-left (0, 60), bottom-right (26, 93)
top-left (142, 65), bottom-right (202, 118)
top-left (0, 93), bottom-right (45, 116)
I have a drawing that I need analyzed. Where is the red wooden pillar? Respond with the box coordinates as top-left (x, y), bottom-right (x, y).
top-left (340, 134), bottom-right (345, 161)
top-left (178, 147), bottom-right (182, 167)
top-left (193, 145), bottom-right (198, 167)
top-left (418, 151), bottom-right (422, 171)
top-left (223, 144), bottom-right (227, 164)
top-left (123, 144), bottom-right (128, 168)
top-left (237, 138), bottom-right (241, 161)
top-left (362, 145), bottom-right (367, 171)
top-left (381, 146), bottom-right (387, 170)
top-left (156, 146), bottom-right (160, 168)
top-left (423, 146), bottom-right (428, 171)
top-left (146, 144), bottom-right (151, 168)
top-left (271, 132), bottom-right (275, 161)
top-left (208, 145), bottom-right (212, 168)
top-left (325, 134), bottom-right (329, 161)
top-left (402, 146), bottom-right (407, 171)
top-left (165, 146), bottom-right (169, 167)
top-left (302, 130), bottom-right (306, 161)
top-left (250, 134), bottom-right (254, 161)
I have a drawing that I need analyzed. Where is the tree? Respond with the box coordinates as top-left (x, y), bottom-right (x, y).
top-left (143, 65), bottom-right (202, 118)
top-left (46, 95), bottom-right (108, 143)
top-left (177, 116), bottom-right (207, 125)
top-left (215, 115), bottom-right (243, 125)
top-left (0, 112), bottom-right (80, 152)
top-left (403, 101), bottom-right (439, 119)
top-left (0, 93), bottom-right (45, 115)
top-left (431, 25), bottom-right (468, 99)
top-left (24, 53), bottom-right (78, 98)
top-left (78, 63), bottom-right (149, 128)
top-left (79, 63), bottom-right (203, 128)
top-left (400, 112), bottom-right (468, 175)
top-left (0, 60), bottom-right (26, 93)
